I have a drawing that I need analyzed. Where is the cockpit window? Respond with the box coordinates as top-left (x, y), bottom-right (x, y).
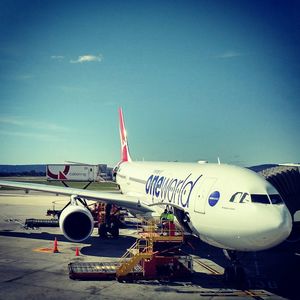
top-left (240, 193), bottom-right (251, 203)
top-left (269, 194), bottom-right (283, 204)
top-left (229, 192), bottom-right (251, 203)
top-left (229, 192), bottom-right (243, 202)
top-left (251, 194), bottom-right (270, 204)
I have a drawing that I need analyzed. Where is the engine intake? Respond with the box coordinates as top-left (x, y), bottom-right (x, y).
top-left (59, 204), bottom-right (94, 242)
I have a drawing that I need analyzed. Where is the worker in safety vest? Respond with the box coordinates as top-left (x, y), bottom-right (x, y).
top-left (160, 209), bottom-right (168, 235)
top-left (167, 210), bottom-right (175, 222)
top-left (160, 209), bottom-right (168, 222)
top-left (166, 210), bottom-right (175, 236)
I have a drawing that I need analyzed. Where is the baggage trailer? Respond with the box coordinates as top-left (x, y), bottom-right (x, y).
top-left (68, 262), bottom-right (143, 280)
top-left (25, 218), bottom-right (59, 228)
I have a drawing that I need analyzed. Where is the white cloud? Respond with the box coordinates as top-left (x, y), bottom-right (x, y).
top-left (0, 116), bottom-right (68, 142)
top-left (16, 74), bottom-right (34, 80)
top-left (58, 85), bottom-right (87, 93)
top-left (0, 129), bottom-right (62, 141)
top-left (0, 116), bottom-right (69, 132)
top-left (51, 55), bottom-right (65, 60)
top-left (1, 74), bottom-right (34, 81)
top-left (70, 54), bottom-right (103, 64)
top-left (214, 51), bottom-right (243, 59)
top-left (103, 101), bottom-right (117, 106)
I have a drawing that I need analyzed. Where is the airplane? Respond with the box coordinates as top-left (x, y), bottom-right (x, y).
top-left (0, 108), bottom-right (293, 282)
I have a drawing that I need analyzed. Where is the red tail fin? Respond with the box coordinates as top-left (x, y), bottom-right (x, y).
top-left (119, 108), bottom-right (132, 162)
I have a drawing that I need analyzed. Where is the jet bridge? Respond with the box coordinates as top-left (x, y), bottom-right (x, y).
top-left (255, 165), bottom-right (300, 240)
top-left (257, 165), bottom-right (300, 220)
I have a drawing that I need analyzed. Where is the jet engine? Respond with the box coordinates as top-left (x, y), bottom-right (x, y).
top-left (59, 200), bottom-right (94, 242)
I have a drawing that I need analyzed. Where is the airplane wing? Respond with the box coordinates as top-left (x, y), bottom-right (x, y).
top-left (0, 180), bottom-right (153, 213)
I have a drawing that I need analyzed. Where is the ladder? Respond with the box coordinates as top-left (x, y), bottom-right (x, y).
top-left (116, 220), bottom-right (184, 278)
top-left (116, 238), bottom-right (153, 277)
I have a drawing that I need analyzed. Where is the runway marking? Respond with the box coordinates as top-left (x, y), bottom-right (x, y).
top-left (2, 214), bottom-right (26, 227)
top-left (193, 258), bottom-right (221, 275)
top-left (193, 258), bottom-right (273, 300)
top-left (177, 289), bottom-right (272, 297)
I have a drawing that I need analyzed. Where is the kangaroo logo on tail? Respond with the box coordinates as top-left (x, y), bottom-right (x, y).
top-left (119, 108), bottom-right (132, 162)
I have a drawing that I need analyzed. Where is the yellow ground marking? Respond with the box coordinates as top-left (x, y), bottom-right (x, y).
top-left (33, 247), bottom-right (54, 253)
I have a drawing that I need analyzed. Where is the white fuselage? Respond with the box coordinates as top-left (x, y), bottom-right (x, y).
top-left (116, 161), bottom-right (292, 251)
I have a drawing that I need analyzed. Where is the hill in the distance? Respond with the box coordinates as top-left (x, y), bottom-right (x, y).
top-left (0, 165), bottom-right (46, 176)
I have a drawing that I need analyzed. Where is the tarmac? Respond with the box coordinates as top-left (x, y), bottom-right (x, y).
top-left (0, 190), bottom-right (299, 300)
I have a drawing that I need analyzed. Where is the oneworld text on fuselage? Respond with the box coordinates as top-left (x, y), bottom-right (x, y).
top-left (145, 173), bottom-right (202, 208)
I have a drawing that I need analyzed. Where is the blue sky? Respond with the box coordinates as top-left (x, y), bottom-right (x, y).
top-left (0, 0), bottom-right (299, 167)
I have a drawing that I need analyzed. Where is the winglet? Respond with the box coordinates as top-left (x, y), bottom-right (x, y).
top-left (119, 108), bottom-right (132, 162)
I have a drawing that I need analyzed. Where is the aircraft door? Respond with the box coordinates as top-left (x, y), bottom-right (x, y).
top-left (194, 177), bottom-right (217, 214)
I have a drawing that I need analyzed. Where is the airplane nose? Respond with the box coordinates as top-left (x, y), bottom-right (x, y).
top-left (278, 207), bottom-right (293, 238)
top-left (260, 206), bottom-right (292, 249)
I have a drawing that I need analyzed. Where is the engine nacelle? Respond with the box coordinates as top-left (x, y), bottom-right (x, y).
top-left (59, 203), bottom-right (94, 242)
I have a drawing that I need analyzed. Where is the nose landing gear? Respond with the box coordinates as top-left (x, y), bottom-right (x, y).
top-left (223, 250), bottom-right (246, 287)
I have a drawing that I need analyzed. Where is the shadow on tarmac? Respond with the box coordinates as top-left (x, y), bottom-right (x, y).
top-left (1, 229), bottom-right (300, 299)
top-left (0, 230), bottom-right (136, 258)
top-left (0, 230), bottom-right (70, 242)
top-left (80, 235), bottom-right (136, 257)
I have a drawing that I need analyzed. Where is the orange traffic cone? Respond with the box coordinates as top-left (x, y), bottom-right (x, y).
top-left (75, 247), bottom-right (80, 256)
top-left (53, 237), bottom-right (59, 253)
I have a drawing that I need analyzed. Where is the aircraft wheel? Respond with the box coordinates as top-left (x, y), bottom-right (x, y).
top-left (224, 266), bottom-right (235, 283)
top-left (110, 223), bottom-right (119, 238)
top-left (98, 223), bottom-right (108, 238)
top-left (234, 266), bottom-right (246, 288)
top-left (224, 265), bottom-right (246, 287)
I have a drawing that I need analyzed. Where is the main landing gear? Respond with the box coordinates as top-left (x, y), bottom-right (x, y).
top-left (98, 222), bottom-right (119, 238)
top-left (98, 204), bottom-right (120, 238)
top-left (223, 250), bottom-right (246, 287)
